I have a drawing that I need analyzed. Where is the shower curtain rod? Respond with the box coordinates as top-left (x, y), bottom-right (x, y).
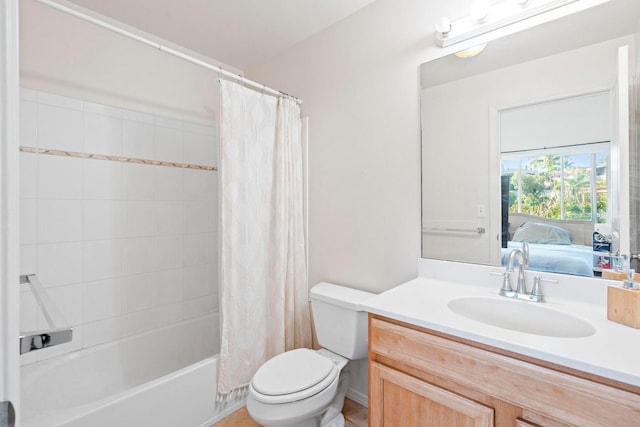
top-left (36, 0), bottom-right (303, 105)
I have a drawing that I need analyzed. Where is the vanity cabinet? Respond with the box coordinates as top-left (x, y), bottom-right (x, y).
top-left (368, 315), bottom-right (640, 427)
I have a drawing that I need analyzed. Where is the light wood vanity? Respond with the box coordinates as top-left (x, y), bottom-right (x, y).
top-left (368, 314), bottom-right (640, 426)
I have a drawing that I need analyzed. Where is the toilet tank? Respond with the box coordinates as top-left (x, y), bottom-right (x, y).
top-left (309, 282), bottom-right (375, 360)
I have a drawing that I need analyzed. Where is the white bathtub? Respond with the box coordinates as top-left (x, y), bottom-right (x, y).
top-left (21, 314), bottom-right (244, 427)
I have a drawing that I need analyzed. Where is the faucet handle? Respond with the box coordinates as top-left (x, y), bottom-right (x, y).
top-left (491, 271), bottom-right (513, 294)
top-left (531, 276), bottom-right (558, 301)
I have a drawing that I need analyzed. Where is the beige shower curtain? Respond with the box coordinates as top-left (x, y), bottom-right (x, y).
top-left (217, 80), bottom-right (311, 399)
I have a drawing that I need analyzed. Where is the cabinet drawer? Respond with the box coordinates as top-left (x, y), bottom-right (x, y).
top-left (369, 316), bottom-right (640, 427)
top-left (370, 361), bottom-right (494, 427)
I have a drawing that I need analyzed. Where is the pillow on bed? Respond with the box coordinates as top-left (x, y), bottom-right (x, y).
top-left (511, 221), bottom-right (573, 245)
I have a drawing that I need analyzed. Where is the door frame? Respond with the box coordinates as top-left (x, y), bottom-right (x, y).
top-left (1, 0), bottom-right (21, 424)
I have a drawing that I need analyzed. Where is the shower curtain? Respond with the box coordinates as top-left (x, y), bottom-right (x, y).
top-left (217, 80), bottom-right (311, 399)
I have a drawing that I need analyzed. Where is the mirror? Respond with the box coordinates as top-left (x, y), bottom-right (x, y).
top-left (420, 0), bottom-right (640, 278)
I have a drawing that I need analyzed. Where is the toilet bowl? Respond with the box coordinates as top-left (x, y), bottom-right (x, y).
top-left (246, 282), bottom-right (374, 427)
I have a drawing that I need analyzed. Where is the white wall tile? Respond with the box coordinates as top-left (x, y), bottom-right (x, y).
top-left (37, 242), bottom-right (83, 287)
top-left (20, 100), bottom-right (37, 147)
top-left (122, 237), bottom-right (155, 275)
top-left (37, 92), bottom-right (82, 110)
top-left (21, 353), bottom-right (38, 366)
top-left (183, 169), bottom-right (215, 201)
top-left (37, 283), bottom-right (83, 328)
top-left (184, 201), bottom-right (214, 234)
top-left (155, 126), bottom-right (183, 163)
top-left (154, 303), bottom-right (183, 328)
top-left (183, 234), bottom-right (210, 267)
top-left (122, 109), bottom-right (154, 124)
top-left (84, 200), bottom-right (122, 241)
top-left (156, 268), bottom-right (183, 305)
top-left (20, 289), bottom-right (38, 331)
top-left (84, 278), bottom-right (122, 323)
top-left (83, 239), bottom-right (122, 282)
top-left (37, 199), bottom-right (83, 244)
top-left (83, 159), bottom-right (122, 200)
top-left (154, 167), bottom-right (183, 201)
top-left (21, 199), bottom-right (37, 245)
top-left (122, 310), bottom-right (155, 337)
top-left (20, 245), bottom-right (37, 276)
top-left (122, 163), bottom-right (154, 200)
top-left (155, 116), bottom-right (183, 130)
top-left (37, 104), bottom-right (82, 151)
top-left (20, 153), bottom-right (38, 199)
top-left (183, 131), bottom-right (214, 165)
top-left (183, 122), bottom-right (216, 136)
top-left (210, 133), bottom-right (219, 166)
top-left (84, 112), bottom-right (122, 156)
top-left (84, 317), bottom-right (122, 348)
top-left (83, 101), bottom-right (122, 118)
top-left (122, 272), bottom-right (157, 313)
top-left (183, 264), bottom-right (213, 300)
top-left (155, 201), bottom-right (184, 236)
top-left (22, 89), bottom-right (221, 353)
top-left (38, 155), bottom-right (83, 200)
top-left (154, 236), bottom-right (183, 271)
top-left (183, 294), bottom-right (214, 320)
top-left (210, 291), bottom-right (219, 313)
top-left (122, 120), bottom-right (154, 159)
top-left (122, 201), bottom-right (155, 238)
top-left (20, 88), bottom-right (37, 102)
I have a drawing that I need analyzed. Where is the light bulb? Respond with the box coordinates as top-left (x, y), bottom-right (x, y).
top-left (454, 43), bottom-right (488, 58)
top-left (436, 16), bottom-right (452, 36)
top-left (470, 0), bottom-right (489, 22)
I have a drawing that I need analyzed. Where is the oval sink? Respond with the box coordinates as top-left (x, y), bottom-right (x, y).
top-left (447, 297), bottom-right (595, 338)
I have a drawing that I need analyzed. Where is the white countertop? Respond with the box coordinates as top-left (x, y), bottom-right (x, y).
top-left (362, 259), bottom-right (640, 388)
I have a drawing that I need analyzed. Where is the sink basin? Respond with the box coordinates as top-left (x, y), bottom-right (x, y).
top-left (447, 297), bottom-right (595, 338)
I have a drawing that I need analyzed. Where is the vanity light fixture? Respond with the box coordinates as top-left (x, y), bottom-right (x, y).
top-left (436, 0), bottom-right (577, 48)
top-left (470, 1), bottom-right (490, 22)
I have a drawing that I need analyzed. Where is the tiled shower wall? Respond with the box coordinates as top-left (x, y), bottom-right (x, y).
top-left (19, 88), bottom-right (219, 364)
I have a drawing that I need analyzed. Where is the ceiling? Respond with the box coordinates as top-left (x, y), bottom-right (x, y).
top-left (66, 0), bottom-right (377, 70)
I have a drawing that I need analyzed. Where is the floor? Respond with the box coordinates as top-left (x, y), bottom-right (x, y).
top-left (212, 398), bottom-right (368, 427)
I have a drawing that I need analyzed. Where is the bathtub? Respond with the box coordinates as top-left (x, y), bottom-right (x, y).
top-left (21, 314), bottom-right (244, 427)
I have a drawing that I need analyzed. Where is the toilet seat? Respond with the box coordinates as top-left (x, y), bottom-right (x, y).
top-left (250, 348), bottom-right (339, 404)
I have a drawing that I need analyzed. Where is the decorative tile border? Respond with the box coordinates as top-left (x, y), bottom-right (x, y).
top-left (20, 146), bottom-right (217, 171)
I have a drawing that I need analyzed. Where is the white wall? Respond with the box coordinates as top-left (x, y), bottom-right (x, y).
top-left (248, 0), bottom-right (472, 295)
top-left (19, 89), bottom-right (219, 365)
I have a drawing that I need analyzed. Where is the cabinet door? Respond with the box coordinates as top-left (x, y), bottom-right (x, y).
top-left (516, 420), bottom-right (541, 427)
top-left (370, 362), bottom-right (494, 427)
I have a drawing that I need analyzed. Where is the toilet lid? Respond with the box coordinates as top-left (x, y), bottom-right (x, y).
top-left (251, 348), bottom-right (338, 404)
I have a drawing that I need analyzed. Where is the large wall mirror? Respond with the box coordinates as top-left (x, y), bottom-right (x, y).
top-left (421, 0), bottom-right (640, 278)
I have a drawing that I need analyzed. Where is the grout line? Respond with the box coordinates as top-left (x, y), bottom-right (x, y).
top-left (20, 146), bottom-right (217, 171)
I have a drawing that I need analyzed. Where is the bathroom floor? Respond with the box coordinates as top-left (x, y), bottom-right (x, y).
top-left (212, 398), bottom-right (368, 427)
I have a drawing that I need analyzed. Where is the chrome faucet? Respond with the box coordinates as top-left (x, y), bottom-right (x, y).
top-left (521, 241), bottom-right (529, 269)
top-left (494, 247), bottom-right (546, 303)
top-left (506, 249), bottom-right (527, 295)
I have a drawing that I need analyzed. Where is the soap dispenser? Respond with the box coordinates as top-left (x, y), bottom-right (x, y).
top-left (623, 269), bottom-right (639, 290)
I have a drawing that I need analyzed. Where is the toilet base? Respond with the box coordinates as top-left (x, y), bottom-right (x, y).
top-left (262, 413), bottom-right (344, 427)
top-left (321, 413), bottom-right (345, 427)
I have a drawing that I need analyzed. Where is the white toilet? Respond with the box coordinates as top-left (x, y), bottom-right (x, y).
top-left (246, 282), bottom-right (374, 427)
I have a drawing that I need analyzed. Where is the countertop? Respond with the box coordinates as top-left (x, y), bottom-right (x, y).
top-left (362, 260), bottom-right (640, 388)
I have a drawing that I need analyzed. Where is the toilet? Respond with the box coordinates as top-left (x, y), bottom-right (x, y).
top-left (246, 282), bottom-right (374, 427)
